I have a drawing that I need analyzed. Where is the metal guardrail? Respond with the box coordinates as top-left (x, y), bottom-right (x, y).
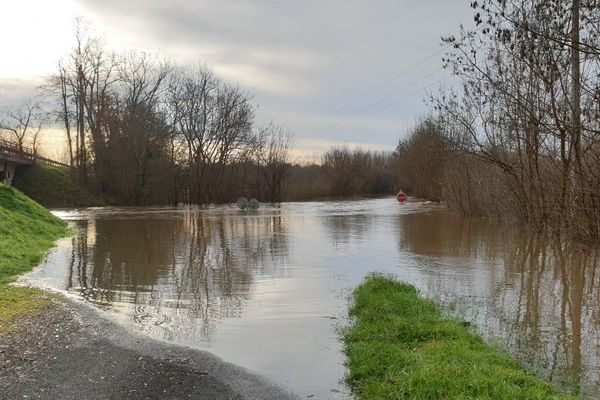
top-left (0, 139), bottom-right (35, 162)
top-left (36, 156), bottom-right (71, 168)
top-left (0, 139), bottom-right (69, 167)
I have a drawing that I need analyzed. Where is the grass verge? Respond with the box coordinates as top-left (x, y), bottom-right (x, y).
top-left (12, 162), bottom-right (100, 208)
top-left (0, 183), bottom-right (69, 334)
top-left (343, 274), bottom-right (576, 399)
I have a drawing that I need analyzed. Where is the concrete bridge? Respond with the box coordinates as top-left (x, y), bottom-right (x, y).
top-left (0, 139), bottom-right (68, 187)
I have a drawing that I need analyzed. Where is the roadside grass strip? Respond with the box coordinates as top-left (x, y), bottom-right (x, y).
top-left (343, 274), bottom-right (577, 400)
top-left (13, 162), bottom-right (100, 208)
top-left (0, 184), bottom-right (69, 334)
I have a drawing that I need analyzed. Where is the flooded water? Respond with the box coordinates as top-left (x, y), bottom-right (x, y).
top-left (24, 198), bottom-right (600, 399)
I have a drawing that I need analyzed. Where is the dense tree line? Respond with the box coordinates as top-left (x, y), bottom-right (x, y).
top-left (285, 147), bottom-right (397, 200)
top-left (0, 22), bottom-right (400, 205)
top-left (0, 23), bottom-right (398, 205)
top-left (396, 0), bottom-right (600, 241)
top-left (34, 22), bottom-right (293, 205)
top-left (393, 119), bottom-right (447, 202)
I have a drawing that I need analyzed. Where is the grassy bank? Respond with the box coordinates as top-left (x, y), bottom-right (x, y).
top-left (13, 162), bottom-right (100, 208)
top-left (343, 275), bottom-right (576, 400)
top-left (0, 184), bottom-right (69, 334)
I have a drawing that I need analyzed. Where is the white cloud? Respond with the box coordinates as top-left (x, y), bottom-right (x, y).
top-left (1, 0), bottom-right (472, 156)
top-left (0, 0), bottom-right (89, 80)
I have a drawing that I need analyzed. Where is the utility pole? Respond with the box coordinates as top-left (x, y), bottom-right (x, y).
top-left (571, 0), bottom-right (581, 173)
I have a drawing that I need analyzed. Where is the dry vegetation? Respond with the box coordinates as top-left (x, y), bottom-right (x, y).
top-left (7, 22), bottom-right (295, 206)
top-left (0, 21), bottom-right (397, 206)
top-left (284, 147), bottom-right (397, 201)
top-left (395, 0), bottom-right (600, 242)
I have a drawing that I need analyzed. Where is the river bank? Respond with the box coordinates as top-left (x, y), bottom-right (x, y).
top-left (0, 184), bottom-right (69, 334)
top-left (343, 274), bottom-right (577, 399)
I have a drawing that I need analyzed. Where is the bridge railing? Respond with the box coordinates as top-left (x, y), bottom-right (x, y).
top-left (0, 139), bottom-right (70, 167)
top-left (36, 156), bottom-right (71, 168)
top-left (0, 138), bottom-right (35, 161)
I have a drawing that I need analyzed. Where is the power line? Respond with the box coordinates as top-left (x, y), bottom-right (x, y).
top-left (325, 44), bottom-right (451, 119)
top-left (314, 25), bottom-right (489, 137)
top-left (316, 67), bottom-right (446, 136)
top-left (319, 75), bottom-right (452, 136)
top-left (365, 75), bottom-right (451, 117)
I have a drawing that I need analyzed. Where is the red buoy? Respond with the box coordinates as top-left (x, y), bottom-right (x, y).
top-left (396, 191), bottom-right (407, 204)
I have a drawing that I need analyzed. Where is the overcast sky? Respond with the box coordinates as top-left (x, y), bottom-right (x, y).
top-left (0, 0), bottom-right (473, 160)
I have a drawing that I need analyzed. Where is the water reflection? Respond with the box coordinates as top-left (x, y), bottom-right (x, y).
top-left (397, 212), bottom-right (600, 396)
top-left (24, 199), bottom-right (600, 398)
top-left (322, 213), bottom-right (372, 246)
top-left (67, 209), bottom-right (290, 343)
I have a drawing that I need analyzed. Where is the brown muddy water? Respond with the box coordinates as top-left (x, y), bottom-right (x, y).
top-left (23, 198), bottom-right (600, 399)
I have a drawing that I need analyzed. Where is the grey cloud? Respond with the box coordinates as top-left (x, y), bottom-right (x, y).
top-left (64, 1), bottom-right (475, 151)
top-left (0, 79), bottom-right (41, 106)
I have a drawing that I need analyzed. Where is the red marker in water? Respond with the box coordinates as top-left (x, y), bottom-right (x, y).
top-left (396, 191), bottom-right (407, 204)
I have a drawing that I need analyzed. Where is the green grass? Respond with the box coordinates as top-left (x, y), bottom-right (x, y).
top-left (343, 274), bottom-right (577, 400)
top-left (13, 162), bottom-right (100, 208)
top-left (0, 183), bottom-right (69, 333)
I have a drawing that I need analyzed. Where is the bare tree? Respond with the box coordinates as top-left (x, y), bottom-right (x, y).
top-left (97, 53), bottom-right (173, 204)
top-left (393, 118), bottom-right (447, 201)
top-left (46, 19), bottom-right (117, 184)
top-left (39, 20), bottom-right (307, 206)
top-left (167, 66), bottom-right (255, 203)
top-left (426, 0), bottom-right (600, 240)
top-left (257, 124), bottom-right (293, 203)
top-left (0, 101), bottom-right (42, 153)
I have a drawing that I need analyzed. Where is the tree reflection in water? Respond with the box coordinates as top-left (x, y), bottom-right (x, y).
top-left (66, 208), bottom-right (290, 344)
top-left (24, 199), bottom-right (600, 399)
top-left (396, 211), bottom-right (600, 397)
top-left (322, 213), bottom-right (372, 247)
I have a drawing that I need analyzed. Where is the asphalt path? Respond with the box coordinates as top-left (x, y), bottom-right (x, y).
top-left (0, 296), bottom-right (300, 400)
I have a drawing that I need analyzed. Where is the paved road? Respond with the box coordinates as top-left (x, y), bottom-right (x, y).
top-left (0, 296), bottom-right (299, 400)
